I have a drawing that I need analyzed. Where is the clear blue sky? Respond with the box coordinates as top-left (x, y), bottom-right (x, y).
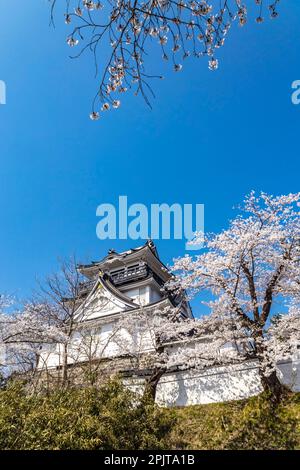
top-left (0, 1), bottom-right (299, 301)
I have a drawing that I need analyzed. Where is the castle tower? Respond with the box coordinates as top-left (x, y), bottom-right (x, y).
top-left (77, 240), bottom-right (193, 317)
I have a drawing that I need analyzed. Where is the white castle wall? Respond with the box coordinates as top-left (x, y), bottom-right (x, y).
top-left (156, 364), bottom-right (262, 406)
top-left (277, 359), bottom-right (300, 392)
top-left (125, 359), bottom-right (300, 407)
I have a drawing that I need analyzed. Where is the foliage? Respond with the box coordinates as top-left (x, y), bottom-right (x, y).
top-left (0, 379), bottom-right (174, 450)
top-left (167, 392), bottom-right (300, 450)
top-left (227, 392), bottom-right (299, 449)
top-left (0, 379), bottom-right (298, 449)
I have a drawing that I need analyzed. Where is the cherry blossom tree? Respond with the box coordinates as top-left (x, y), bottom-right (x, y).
top-left (49, 0), bottom-right (281, 119)
top-left (34, 256), bottom-right (90, 387)
top-left (112, 305), bottom-right (252, 400)
top-left (65, 322), bottom-right (128, 386)
top-left (262, 304), bottom-right (300, 379)
top-left (0, 300), bottom-right (66, 388)
top-left (169, 191), bottom-right (300, 401)
top-left (0, 295), bottom-right (13, 378)
top-left (0, 258), bottom-right (95, 388)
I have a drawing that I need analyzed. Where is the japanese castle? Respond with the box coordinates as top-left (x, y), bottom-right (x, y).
top-left (38, 241), bottom-right (299, 406)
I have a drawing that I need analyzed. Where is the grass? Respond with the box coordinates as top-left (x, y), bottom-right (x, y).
top-left (165, 392), bottom-right (300, 450)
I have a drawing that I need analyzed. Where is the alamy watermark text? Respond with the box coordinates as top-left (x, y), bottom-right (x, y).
top-left (291, 80), bottom-right (300, 105)
top-left (0, 80), bottom-right (6, 105)
top-left (96, 196), bottom-right (204, 250)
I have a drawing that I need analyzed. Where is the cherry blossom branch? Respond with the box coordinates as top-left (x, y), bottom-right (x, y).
top-left (49, 0), bottom-right (281, 119)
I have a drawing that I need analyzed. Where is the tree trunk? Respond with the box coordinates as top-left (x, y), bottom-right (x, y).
top-left (254, 329), bottom-right (286, 404)
top-left (143, 367), bottom-right (166, 402)
top-left (259, 368), bottom-right (286, 404)
top-left (61, 342), bottom-right (69, 387)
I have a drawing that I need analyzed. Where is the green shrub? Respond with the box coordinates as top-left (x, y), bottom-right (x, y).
top-left (167, 393), bottom-right (300, 450)
top-left (0, 380), bottom-right (298, 450)
top-left (0, 379), bottom-right (174, 450)
top-left (226, 393), bottom-right (299, 450)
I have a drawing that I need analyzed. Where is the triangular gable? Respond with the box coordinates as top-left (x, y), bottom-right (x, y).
top-left (74, 276), bottom-right (138, 322)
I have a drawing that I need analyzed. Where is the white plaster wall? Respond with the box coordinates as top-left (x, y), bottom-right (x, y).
top-left (124, 360), bottom-right (300, 407)
top-left (37, 319), bottom-right (156, 370)
top-left (38, 351), bottom-right (300, 405)
top-left (277, 359), bottom-right (300, 392)
top-left (38, 351), bottom-right (62, 369)
top-left (149, 285), bottom-right (162, 303)
top-left (155, 364), bottom-right (262, 406)
top-left (124, 363), bottom-right (262, 406)
top-left (122, 284), bottom-right (162, 305)
top-left (122, 287), bottom-right (148, 304)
